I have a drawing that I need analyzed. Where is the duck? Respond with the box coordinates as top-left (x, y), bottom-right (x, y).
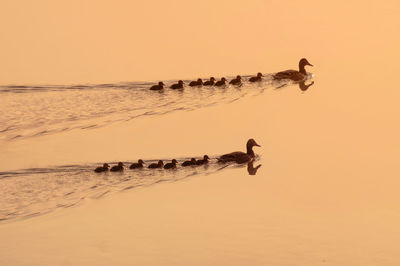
top-left (182, 158), bottom-right (197, 166)
top-left (247, 161), bottom-right (262, 175)
top-left (249, 72), bottom-right (263, 82)
top-left (94, 163), bottom-right (109, 173)
top-left (149, 81), bottom-right (165, 90)
top-left (273, 58), bottom-right (313, 81)
top-left (215, 77), bottom-right (227, 87)
top-left (229, 75), bottom-right (242, 85)
top-left (129, 159), bottom-right (144, 169)
top-left (110, 162), bottom-right (124, 172)
top-left (189, 78), bottom-right (203, 87)
top-left (196, 155), bottom-right (210, 165)
top-left (203, 77), bottom-right (216, 86)
top-left (164, 159), bottom-right (178, 169)
top-left (170, 80), bottom-right (184, 89)
top-left (218, 139), bottom-right (261, 164)
top-left (148, 160), bottom-right (164, 169)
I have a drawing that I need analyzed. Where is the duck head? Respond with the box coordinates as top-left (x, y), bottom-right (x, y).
top-left (138, 159), bottom-right (144, 164)
top-left (257, 72), bottom-right (263, 78)
top-left (178, 80), bottom-right (184, 85)
top-left (191, 158), bottom-right (197, 163)
top-left (203, 155), bottom-right (210, 161)
top-left (172, 159), bottom-right (178, 164)
top-left (103, 163), bottom-right (110, 168)
top-left (299, 58), bottom-right (313, 75)
top-left (237, 75), bottom-right (242, 80)
top-left (158, 160), bottom-right (164, 166)
top-left (197, 78), bottom-right (203, 84)
top-left (158, 81), bottom-right (164, 86)
top-left (210, 77), bottom-right (215, 82)
top-left (118, 162), bottom-right (124, 167)
top-left (221, 77), bottom-right (226, 82)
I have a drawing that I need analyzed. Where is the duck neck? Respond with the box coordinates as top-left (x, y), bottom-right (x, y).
top-left (246, 145), bottom-right (255, 157)
top-left (299, 63), bottom-right (307, 75)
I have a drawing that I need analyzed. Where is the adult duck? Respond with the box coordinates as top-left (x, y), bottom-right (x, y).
top-left (218, 139), bottom-right (260, 164)
top-left (164, 159), bottom-right (178, 169)
top-left (189, 78), bottom-right (203, 87)
top-left (215, 77), bottom-right (227, 87)
top-left (148, 160), bottom-right (164, 169)
top-left (229, 75), bottom-right (242, 85)
top-left (170, 80), bottom-right (184, 89)
top-left (94, 163), bottom-right (109, 173)
top-left (273, 58), bottom-right (313, 81)
top-left (249, 73), bottom-right (263, 82)
top-left (203, 77), bottom-right (216, 86)
top-left (129, 159), bottom-right (144, 169)
top-left (196, 155), bottom-right (210, 165)
top-left (150, 81), bottom-right (165, 90)
top-left (182, 158), bottom-right (197, 166)
top-left (110, 162), bottom-right (124, 172)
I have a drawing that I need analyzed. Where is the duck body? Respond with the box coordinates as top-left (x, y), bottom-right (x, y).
top-left (203, 77), bottom-right (216, 86)
top-left (150, 82), bottom-right (165, 90)
top-left (229, 75), bottom-right (242, 85)
top-left (189, 79), bottom-right (203, 87)
top-left (196, 155), bottom-right (210, 165)
top-left (218, 139), bottom-right (260, 164)
top-left (215, 78), bottom-right (227, 87)
top-left (182, 158), bottom-right (197, 166)
top-left (273, 58), bottom-right (313, 81)
top-left (94, 163), bottom-right (109, 173)
top-left (148, 160), bottom-right (164, 169)
top-left (170, 80), bottom-right (184, 89)
top-left (164, 159), bottom-right (178, 169)
top-left (129, 159), bottom-right (144, 169)
top-left (249, 73), bottom-right (263, 82)
top-left (110, 162), bottom-right (124, 172)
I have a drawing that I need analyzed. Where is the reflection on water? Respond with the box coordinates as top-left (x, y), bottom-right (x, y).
top-left (247, 161), bottom-right (262, 175)
top-left (299, 81), bottom-right (314, 91)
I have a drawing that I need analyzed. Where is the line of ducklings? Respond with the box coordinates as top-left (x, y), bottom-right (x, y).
top-left (149, 58), bottom-right (313, 91)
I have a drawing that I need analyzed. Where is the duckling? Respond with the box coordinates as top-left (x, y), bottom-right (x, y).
top-left (129, 159), bottom-right (144, 169)
top-left (273, 58), bottom-right (313, 81)
top-left (249, 72), bottom-right (263, 82)
top-left (196, 155), bottom-right (210, 165)
top-left (94, 163), bottom-right (109, 173)
top-left (229, 75), bottom-right (242, 85)
top-left (164, 159), bottom-right (178, 169)
top-left (182, 158), bottom-right (197, 166)
top-left (189, 78), bottom-right (203, 87)
top-left (149, 81), bottom-right (164, 90)
top-left (218, 139), bottom-right (261, 164)
top-left (148, 160), bottom-right (164, 169)
top-left (203, 77), bottom-right (216, 86)
top-left (110, 162), bottom-right (124, 172)
top-left (170, 80), bottom-right (184, 89)
top-left (215, 77), bottom-right (227, 87)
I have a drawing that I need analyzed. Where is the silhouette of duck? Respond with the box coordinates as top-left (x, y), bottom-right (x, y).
top-left (182, 158), bottom-right (197, 166)
top-left (299, 81), bottom-right (314, 91)
top-left (203, 77), bottom-right (216, 86)
top-left (189, 78), bottom-right (203, 87)
top-left (148, 160), bottom-right (164, 169)
top-left (218, 139), bottom-right (261, 164)
top-left (94, 163), bottom-right (109, 173)
top-left (149, 81), bottom-right (164, 90)
top-left (247, 161), bottom-right (262, 175)
top-left (196, 155), bottom-right (210, 165)
top-left (249, 72), bottom-right (263, 82)
top-left (215, 77), bottom-right (227, 87)
top-left (129, 159), bottom-right (144, 169)
top-left (164, 159), bottom-right (178, 169)
top-left (273, 58), bottom-right (313, 81)
top-left (229, 75), bottom-right (242, 85)
top-left (110, 162), bottom-right (124, 172)
top-left (170, 80), bottom-right (184, 89)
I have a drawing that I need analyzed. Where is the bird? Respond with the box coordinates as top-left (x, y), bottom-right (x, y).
top-left (182, 158), bottom-right (197, 166)
top-left (203, 77), bottom-right (216, 86)
top-left (148, 160), bottom-right (164, 169)
top-left (110, 162), bottom-right (124, 172)
top-left (229, 75), bottom-right (242, 85)
top-left (273, 58), bottom-right (313, 81)
top-left (129, 159), bottom-right (144, 169)
top-left (249, 72), bottom-right (263, 82)
top-left (94, 163), bottom-right (109, 173)
top-left (218, 139), bottom-right (261, 164)
top-left (189, 78), bottom-right (203, 87)
top-left (170, 80), bottom-right (184, 89)
top-left (196, 155), bottom-right (210, 165)
top-left (149, 81), bottom-right (165, 90)
top-left (215, 77), bottom-right (227, 87)
top-left (164, 159), bottom-right (178, 169)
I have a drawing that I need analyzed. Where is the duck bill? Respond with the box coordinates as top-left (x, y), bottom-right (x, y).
top-left (308, 63), bottom-right (313, 66)
top-left (255, 143), bottom-right (261, 147)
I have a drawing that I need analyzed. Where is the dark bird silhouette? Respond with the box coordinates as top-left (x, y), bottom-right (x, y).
top-left (110, 162), bottom-right (124, 172)
top-left (182, 158), bottom-right (197, 166)
top-left (218, 139), bottom-right (261, 164)
top-left (149, 81), bottom-right (165, 90)
top-left (215, 77), bottom-right (227, 87)
top-left (273, 58), bottom-right (313, 81)
top-left (247, 161), bottom-right (262, 175)
top-left (196, 155), bottom-right (210, 165)
top-left (164, 159), bottom-right (178, 169)
top-left (170, 80), bottom-right (184, 89)
top-left (249, 72), bottom-right (263, 82)
top-left (203, 77), bottom-right (216, 86)
top-left (229, 75), bottom-right (242, 85)
top-left (94, 163), bottom-right (109, 173)
top-left (129, 159), bottom-right (144, 169)
top-left (189, 78), bottom-right (203, 87)
top-left (148, 160), bottom-right (164, 169)
top-left (299, 81), bottom-right (314, 91)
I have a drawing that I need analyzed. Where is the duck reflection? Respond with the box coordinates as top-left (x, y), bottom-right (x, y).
top-left (247, 161), bottom-right (262, 175)
top-left (298, 80), bottom-right (314, 91)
